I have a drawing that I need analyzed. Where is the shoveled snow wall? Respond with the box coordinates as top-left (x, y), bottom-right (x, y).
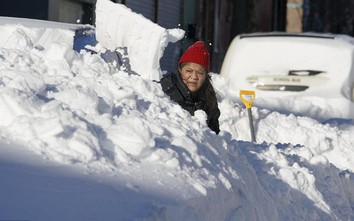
top-left (95, 0), bottom-right (184, 81)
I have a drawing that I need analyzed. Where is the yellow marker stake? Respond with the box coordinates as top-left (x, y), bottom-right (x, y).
top-left (240, 90), bottom-right (256, 142)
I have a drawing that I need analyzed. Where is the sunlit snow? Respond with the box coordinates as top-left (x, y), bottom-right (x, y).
top-left (0, 0), bottom-right (353, 220)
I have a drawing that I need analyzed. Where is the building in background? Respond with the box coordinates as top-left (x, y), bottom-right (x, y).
top-left (286, 0), bottom-right (304, 32)
top-left (0, 0), bottom-right (95, 24)
top-left (1, 0), bottom-right (354, 73)
top-left (302, 0), bottom-right (354, 35)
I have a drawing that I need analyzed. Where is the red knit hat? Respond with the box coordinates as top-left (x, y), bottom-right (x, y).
top-left (178, 41), bottom-right (210, 72)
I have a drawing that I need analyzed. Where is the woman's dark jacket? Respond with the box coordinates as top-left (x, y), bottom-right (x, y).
top-left (160, 72), bottom-right (220, 134)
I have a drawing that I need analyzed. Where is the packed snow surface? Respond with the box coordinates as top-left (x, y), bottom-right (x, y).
top-left (0, 1), bottom-right (354, 220)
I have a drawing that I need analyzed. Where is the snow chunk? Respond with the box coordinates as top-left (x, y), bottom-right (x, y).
top-left (95, 0), bottom-right (184, 81)
top-left (167, 28), bottom-right (185, 43)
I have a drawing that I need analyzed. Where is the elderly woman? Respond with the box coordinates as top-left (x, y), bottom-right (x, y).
top-left (160, 41), bottom-right (220, 134)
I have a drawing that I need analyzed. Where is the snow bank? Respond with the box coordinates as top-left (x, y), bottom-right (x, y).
top-left (95, 0), bottom-right (184, 81)
top-left (0, 16), bottom-right (239, 202)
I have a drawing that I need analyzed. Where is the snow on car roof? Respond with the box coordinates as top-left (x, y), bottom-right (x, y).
top-left (239, 32), bottom-right (336, 39)
top-left (0, 16), bottom-right (84, 29)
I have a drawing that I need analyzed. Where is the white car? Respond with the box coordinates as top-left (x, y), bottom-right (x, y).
top-left (220, 32), bottom-right (354, 120)
top-left (220, 32), bottom-right (354, 118)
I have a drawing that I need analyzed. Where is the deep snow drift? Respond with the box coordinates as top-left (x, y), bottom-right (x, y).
top-left (0, 1), bottom-right (354, 220)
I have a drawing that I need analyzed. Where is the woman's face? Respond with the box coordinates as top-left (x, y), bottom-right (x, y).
top-left (179, 62), bottom-right (207, 92)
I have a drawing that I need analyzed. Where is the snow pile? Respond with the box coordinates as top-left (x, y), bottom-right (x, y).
top-left (0, 17), bottom-right (248, 220)
top-left (0, 3), bottom-right (354, 221)
top-left (95, 0), bottom-right (184, 80)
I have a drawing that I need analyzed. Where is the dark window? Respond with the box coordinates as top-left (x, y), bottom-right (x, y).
top-left (0, 0), bottom-right (48, 20)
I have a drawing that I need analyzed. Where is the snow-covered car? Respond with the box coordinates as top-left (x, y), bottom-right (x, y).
top-left (220, 32), bottom-right (354, 103)
top-left (0, 16), bottom-right (129, 70)
top-left (0, 16), bottom-right (100, 53)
